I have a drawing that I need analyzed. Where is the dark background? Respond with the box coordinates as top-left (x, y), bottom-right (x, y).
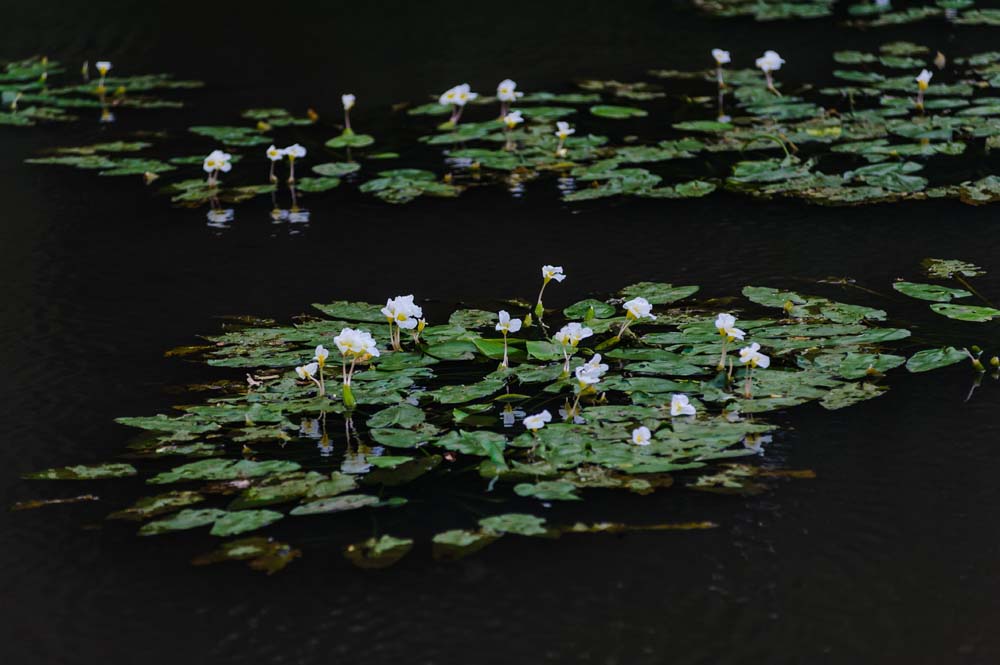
top-left (2, 2), bottom-right (1000, 663)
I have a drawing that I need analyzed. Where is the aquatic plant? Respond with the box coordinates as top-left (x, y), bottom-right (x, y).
top-left (18, 258), bottom-right (1000, 572)
top-left (334, 327), bottom-right (381, 409)
top-left (496, 78), bottom-right (523, 118)
top-left (915, 68), bottom-right (932, 110)
top-left (738, 342), bottom-right (771, 398)
top-left (616, 296), bottom-right (656, 340)
top-left (554, 121), bottom-right (575, 156)
top-left (283, 143), bottom-right (306, 184)
top-left (535, 265), bottom-right (566, 317)
top-left (755, 50), bottom-right (785, 94)
top-left (714, 313), bottom-right (745, 370)
top-left (495, 310), bottom-right (522, 368)
top-left (202, 149), bottom-right (232, 187)
top-left (381, 295), bottom-right (423, 351)
top-left (712, 48), bottom-right (731, 88)
top-left (341, 93), bottom-right (355, 132)
top-left (438, 83), bottom-right (478, 127)
top-left (265, 145), bottom-right (284, 182)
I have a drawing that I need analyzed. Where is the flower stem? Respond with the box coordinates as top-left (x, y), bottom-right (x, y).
top-left (342, 382), bottom-right (356, 409)
top-left (501, 332), bottom-right (509, 368)
top-left (535, 279), bottom-right (550, 317)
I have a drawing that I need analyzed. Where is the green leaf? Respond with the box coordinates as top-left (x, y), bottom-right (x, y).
top-left (514, 481), bottom-right (581, 501)
top-left (210, 510), bottom-right (284, 536)
top-left (922, 258), bottom-right (985, 279)
top-left (620, 282), bottom-right (699, 305)
top-left (906, 347), bottom-right (968, 372)
top-left (479, 513), bottom-right (548, 536)
top-left (589, 105), bottom-right (648, 119)
top-left (312, 161), bottom-right (360, 177)
top-left (325, 132), bottom-right (375, 148)
top-left (312, 300), bottom-right (385, 322)
top-left (295, 176), bottom-right (341, 192)
top-left (838, 353), bottom-right (906, 379)
top-left (148, 459), bottom-right (301, 484)
top-left (367, 403), bottom-right (426, 429)
top-left (929, 304), bottom-right (1000, 322)
top-left (290, 494), bottom-right (380, 516)
top-left (563, 299), bottom-right (615, 319)
top-left (820, 382), bottom-right (886, 410)
top-left (139, 508), bottom-right (227, 536)
top-left (432, 529), bottom-right (500, 560)
top-left (344, 535), bottom-right (413, 569)
top-left (107, 491), bottom-right (205, 520)
top-left (893, 281), bottom-right (971, 302)
top-left (24, 463), bottom-right (137, 480)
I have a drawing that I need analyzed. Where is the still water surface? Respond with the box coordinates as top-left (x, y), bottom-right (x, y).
top-left (2, 2), bottom-right (1000, 663)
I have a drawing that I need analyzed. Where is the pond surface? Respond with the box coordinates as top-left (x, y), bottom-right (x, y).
top-left (2, 1), bottom-right (1000, 663)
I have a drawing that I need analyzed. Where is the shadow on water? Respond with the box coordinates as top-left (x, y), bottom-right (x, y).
top-left (2, 1), bottom-right (1000, 663)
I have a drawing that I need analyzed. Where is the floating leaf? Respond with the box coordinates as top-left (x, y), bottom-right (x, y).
top-left (589, 105), bottom-right (648, 119)
top-left (192, 537), bottom-right (300, 574)
top-left (479, 513), bottom-right (548, 536)
top-left (24, 463), bottom-right (137, 480)
top-left (344, 535), bottom-right (413, 569)
top-left (906, 347), bottom-right (968, 372)
top-left (290, 494), bottom-right (380, 516)
top-left (210, 509), bottom-right (284, 537)
top-left (514, 481), bottom-right (581, 501)
top-left (139, 508), bottom-right (227, 535)
top-left (893, 281), bottom-right (971, 302)
top-left (324, 132), bottom-right (375, 148)
top-left (929, 304), bottom-right (1000, 322)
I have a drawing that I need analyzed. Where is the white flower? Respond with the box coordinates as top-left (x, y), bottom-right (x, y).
top-left (284, 144), bottom-right (306, 160)
top-left (440, 83), bottom-right (477, 106)
top-left (555, 121), bottom-right (575, 140)
top-left (714, 313), bottom-right (745, 341)
top-left (738, 342), bottom-right (770, 368)
top-left (755, 50), bottom-right (785, 73)
top-left (381, 295), bottom-right (423, 330)
top-left (631, 426), bottom-right (652, 446)
top-left (496, 78), bottom-right (523, 102)
top-left (495, 310), bottom-right (522, 334)
top-left (624, 297), bottom-right (656, 320)
top-left (95, 61), bottom-right (112, 75)
top-left (266, 145), bottom-right (285, 161)
top-left (712, 49), bottom-right (731, 65)
top-left (295, 362), bottom-right (318, 380)
top-left (503, 110), bottom-right (524, 129)
top-left (203, 149), bottom-right (232, 173)
top-left (542, 265), bottom-right (566, 282)
top-left (455, 84), bottom-right (478, 106)
top-left (916, 69), bottom-right (933, 89)
top-left (554, 322), bottom-right (594, 347)
top-left (575, 354), bottom-right (608, 386)
top-left (523, 409), bottom-right (552, 431)
top-left (334, 327), bottom-right (381, 358)
top-left (670, 394), bottom-right (697, 417)
top-left (342, 93), bottom-right (356, 110)
top-left (314, 344), bottom-right (329, 366)
top-left (439, 85), bottom-right (460, 105)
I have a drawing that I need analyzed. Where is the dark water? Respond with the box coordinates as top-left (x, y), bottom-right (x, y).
top-left (3, 2), bottom-right (1000, 663)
